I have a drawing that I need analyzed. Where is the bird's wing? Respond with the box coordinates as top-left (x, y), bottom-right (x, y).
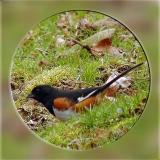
top-left (52, 94), bottom-right (98, 113)
top-left (53, 97), bottom-right (75, 111)
top-left (73, 95), bottom-right (98, 112)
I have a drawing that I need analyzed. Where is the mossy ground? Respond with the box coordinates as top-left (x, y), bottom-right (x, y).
top-left (11, 11), bottom-right (150, 150)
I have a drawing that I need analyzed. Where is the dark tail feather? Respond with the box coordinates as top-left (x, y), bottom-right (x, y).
top-left (82, 62), bottom-right (143, 101)
top-left (100, 62), bottom-right (143, 91)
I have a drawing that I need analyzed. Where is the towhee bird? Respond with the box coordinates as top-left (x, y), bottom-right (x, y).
top-left (27, 63), bottom-right (143, 120)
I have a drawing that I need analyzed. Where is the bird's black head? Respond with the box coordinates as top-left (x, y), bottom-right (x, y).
top-left (27, 85), bottom-right (56, 114)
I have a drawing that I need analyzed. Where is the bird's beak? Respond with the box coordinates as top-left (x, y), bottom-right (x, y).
top-left (27, 93), bottom-right (35, 99)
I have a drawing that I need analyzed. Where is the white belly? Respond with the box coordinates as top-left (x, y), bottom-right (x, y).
top-left (53, 108), bottom-right (76, 120)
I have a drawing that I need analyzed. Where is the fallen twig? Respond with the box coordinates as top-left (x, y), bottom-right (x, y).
top-left (70, 38), bottom-right (96, 58)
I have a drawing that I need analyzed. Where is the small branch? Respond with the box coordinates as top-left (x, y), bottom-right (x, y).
top-left (71, 39), bottom-right (91, 52)
top-left (70, 38), bottom-right (96, 58)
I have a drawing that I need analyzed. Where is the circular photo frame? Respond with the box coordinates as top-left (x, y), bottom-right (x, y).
top-left (10, 10), bottom-right (150, 150)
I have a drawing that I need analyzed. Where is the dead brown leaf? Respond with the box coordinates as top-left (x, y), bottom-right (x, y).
top-left (38, 60), bottom-right (49, 68)
top-left (91, 38), bottom-right (112, 56)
